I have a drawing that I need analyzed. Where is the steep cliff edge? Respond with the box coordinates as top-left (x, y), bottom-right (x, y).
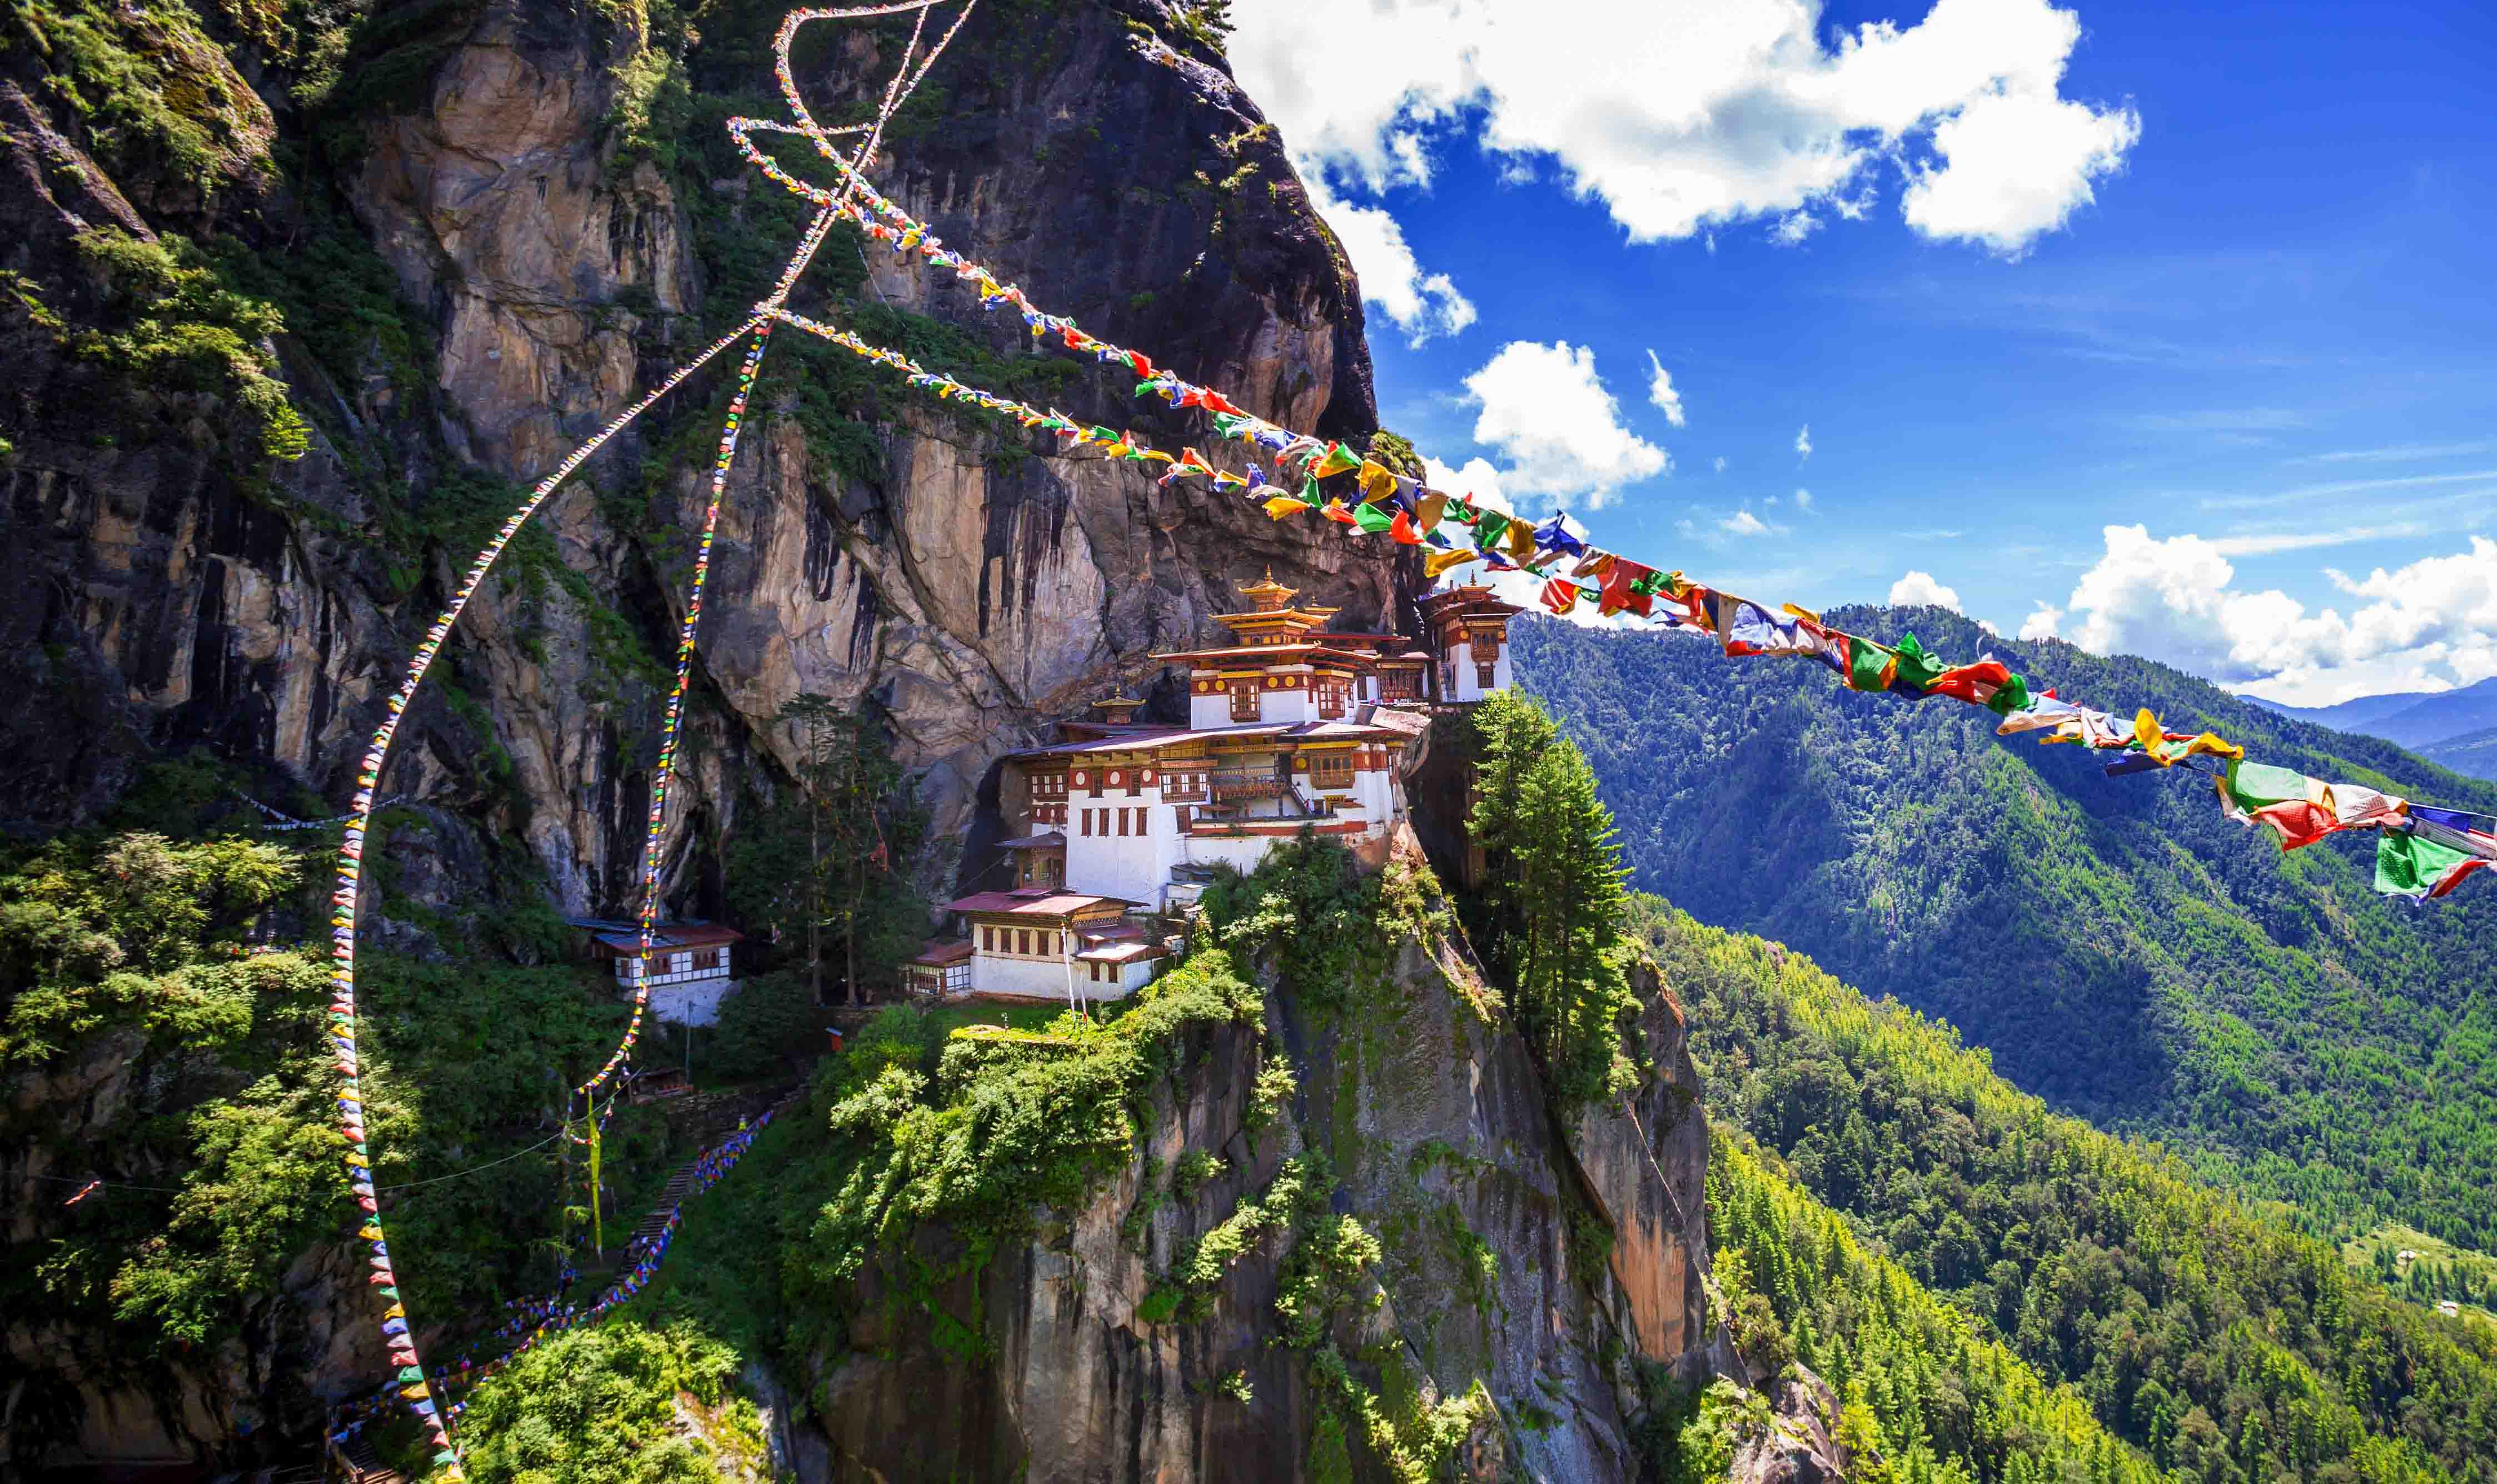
top-left (796, 855), bottom-right (1723, 1482)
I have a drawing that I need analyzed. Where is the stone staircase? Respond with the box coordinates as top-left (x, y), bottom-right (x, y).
top-left (322, 1082), bottom-right (807, 1477)
top-left (331, 1428), bottom-right (398, 1484)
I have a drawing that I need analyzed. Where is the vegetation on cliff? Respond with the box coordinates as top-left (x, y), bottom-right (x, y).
top-left (0, 798), bottom-right (707, 1466)
top-left (1465, 690), bottom-right (1643, 1108)
top-left (455, 1321), bottom-right (767, 1484)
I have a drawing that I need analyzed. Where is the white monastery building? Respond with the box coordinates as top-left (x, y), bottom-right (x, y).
top-left (587, 921), bottom-right (745, 1027)
top-left (919, 576), bottom-right (1520, 1007)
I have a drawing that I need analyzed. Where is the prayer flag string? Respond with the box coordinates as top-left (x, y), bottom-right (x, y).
top-left (720, 3), bottom-right (2494, 899)
top-left (321, 6), bottom-right (977, 1470)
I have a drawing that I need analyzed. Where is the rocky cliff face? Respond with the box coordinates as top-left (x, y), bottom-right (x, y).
top-left (3, 0), bottom-right (1401, 907)
top-left (3, 0), bottom-right (1402, 1463)
top-left (804, 861), bottom-right (1720, 1482)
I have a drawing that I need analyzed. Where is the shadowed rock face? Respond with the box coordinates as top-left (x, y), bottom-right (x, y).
top-left (2, 0), bottom-right (1401, 905)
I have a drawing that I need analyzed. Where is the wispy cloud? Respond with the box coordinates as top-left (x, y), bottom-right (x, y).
top-left (2199, 467), bottom-right (2497, 511)
top-left (2116, 408), bottom-right (2305, 436)
top-left (2204, 524), bottom-right (2424, 556)
top-left (2288, 441), bottom-right (2494, 466)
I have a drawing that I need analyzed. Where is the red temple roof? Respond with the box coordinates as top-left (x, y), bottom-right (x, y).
top-left (946, 889), bottom-right (1135, 917)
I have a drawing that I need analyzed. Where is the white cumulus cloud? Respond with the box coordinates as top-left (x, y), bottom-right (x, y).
top-left (1644, 350), bottom-right (1688, 426)
top-left (2020, 526), bottom-right (2497, 704)
top-left (1714, 456), bottom-right (1729, 474)
top-left (1303, 176), bottom-right (1477, 346)
top-left (1890, 571), bottom-right (1963, 609)
top-left (1902, 82), bottom-right (2141, 255)
top-left (1460, 341), bottom-right (1669, 510)
top-left (1794, 487), bottom-right (1815, 511)
top-left (1795, 425), bottom-right (1814, 461)
top-left (1425, 455), bottom-right (1513, 516)
top-left (1230, 0), bottom-right (2142, 257)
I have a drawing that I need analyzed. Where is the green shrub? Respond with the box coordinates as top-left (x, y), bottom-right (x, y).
top-left (457, 1321), bottom-right (767, 1484)
top-left (802, 952), bottom-right (1261, 1291)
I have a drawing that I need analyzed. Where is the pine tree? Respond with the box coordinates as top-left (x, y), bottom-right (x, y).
top-left (1467, 688), bottom-right (1560, 962)
top-left (1508, 739), bottom-right (1635, 1103)
top-left (727, 695), bottom-right (928, 1006)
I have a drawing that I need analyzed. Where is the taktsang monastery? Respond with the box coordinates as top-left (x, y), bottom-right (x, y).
top-left (908, 576), bottom-right (1519, 1007)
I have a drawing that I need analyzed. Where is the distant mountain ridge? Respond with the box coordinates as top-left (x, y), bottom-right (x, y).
top-left (1513, 604), bottom-right (2497, 1252)
top-left (2423, 725), bottom-right (2497, 777)
top-left (2245, 675), bottom-right (2497, 766)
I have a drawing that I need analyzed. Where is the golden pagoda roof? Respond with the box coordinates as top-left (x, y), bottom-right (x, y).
top-left (1236, 569), bottom-right (1297, 612)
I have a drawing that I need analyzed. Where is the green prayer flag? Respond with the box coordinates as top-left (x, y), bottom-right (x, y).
top-left (1475, 511), bottom-right (1512, 547)
top-left (2376, 830), bottom-right (2471, 897)
top-left (1843, 635), bottom-right (1894, 693)
top-left (1352, 502), bottom-right (1395, 534)
top-left (1892, 632), bottom-right (1948, 692)
top-left (1984, 672), bottom-right (2032, 715)
top-left (2223, 759), bottom-right (2308, 813)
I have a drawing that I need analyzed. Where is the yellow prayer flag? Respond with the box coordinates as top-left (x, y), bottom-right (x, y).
top-left (2182, 732), bottom-right (2245, 762)
top-left (1310, 444), bottom-right (1362, 479)
top-left (1263, 496), bottom-right (1313, 520)
top-left (2133, 709), bottom-right (2164, 758)
top-left (1416, 490), bottom-right (1448, 531)
top-left (1424, 547), bottom-right (1476, 579)
top-left (1356, 460), bottom-right (1399, 503)
top-left (1504, 520), bottom-right (1536, 561)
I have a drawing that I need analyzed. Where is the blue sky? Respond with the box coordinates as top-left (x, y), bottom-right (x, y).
top-left (1230, 0), bottom-right (2497, 704)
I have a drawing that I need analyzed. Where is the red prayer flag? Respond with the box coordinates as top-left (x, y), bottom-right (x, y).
top-left (1320, 500), bottom-right (1359, 525)
top-left (2253, 800), bottom-right (2337, 850)
top-left (1598, 561), bottom-right (1655, 616)
top-left (1924, 659), bottom-right (2012, 705)
top-left (1388, 509), bottom-right (1424, 545)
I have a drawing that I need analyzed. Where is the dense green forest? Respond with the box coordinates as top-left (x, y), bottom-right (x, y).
top-left (1514, 610), bottom-right (2497, 1253)
top-left (1635, 894), bottom-right (2497, 1480)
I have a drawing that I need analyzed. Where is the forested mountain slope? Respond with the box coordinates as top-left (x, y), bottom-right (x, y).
top-left (1642, 897), bottom-right (2497, 1482)
top-left (1514, 609), bottom-right (2497, 1252)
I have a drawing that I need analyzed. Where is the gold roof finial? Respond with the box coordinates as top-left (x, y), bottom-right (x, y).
top-left (1237, 568), bottom-right (1298, 612)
